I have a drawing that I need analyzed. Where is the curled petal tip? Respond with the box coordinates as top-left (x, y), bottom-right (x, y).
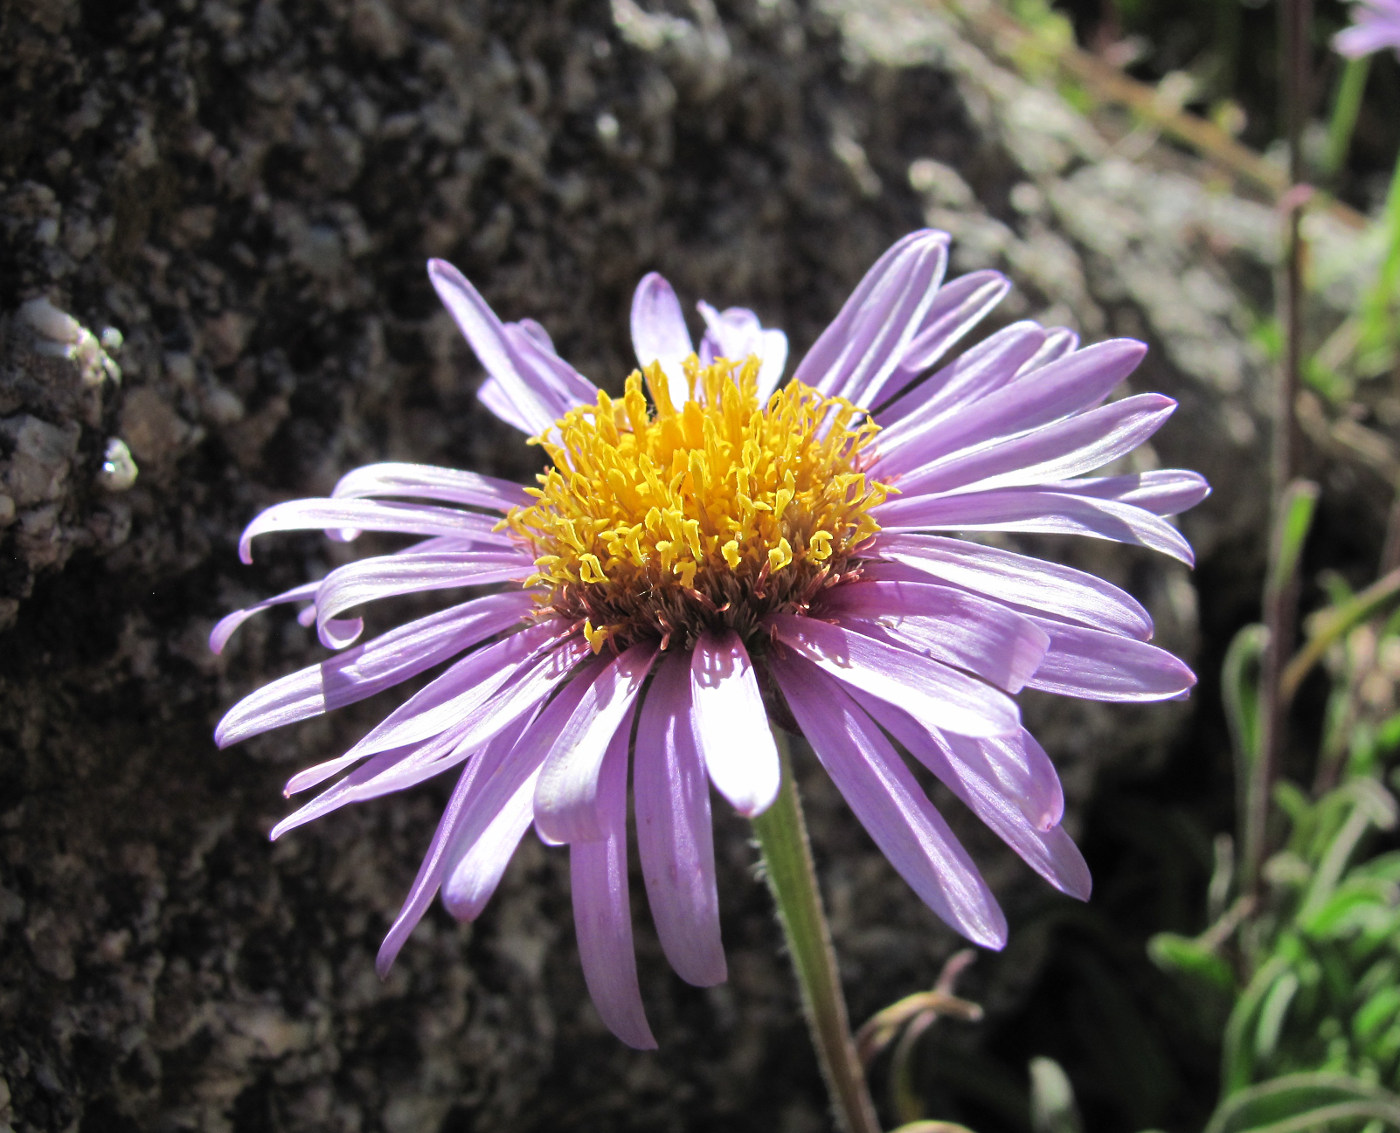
top-left (374, 943), bottom-right (400, 980)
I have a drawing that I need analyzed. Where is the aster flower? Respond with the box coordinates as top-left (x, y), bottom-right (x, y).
top-left (213, 229), bottom-right (1208, 1050)
top-left (1335, 0), bottom-right (1400, 58)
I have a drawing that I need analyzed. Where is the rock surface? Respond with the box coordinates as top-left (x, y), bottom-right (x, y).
top-left (0, 1), bottom-right (1270, 1130)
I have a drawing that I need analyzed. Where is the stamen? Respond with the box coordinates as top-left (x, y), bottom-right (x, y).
top-left (505, 354), bottom-right (889, 652)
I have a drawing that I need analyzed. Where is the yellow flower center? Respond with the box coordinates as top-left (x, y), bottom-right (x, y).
top-left (505, 354), bottom-right (889, 652)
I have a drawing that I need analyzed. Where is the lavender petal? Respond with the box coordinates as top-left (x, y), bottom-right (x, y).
top-left (630, 272), bottom-right (694, 406)
top-left (866, 534), bottom-right (1153, 640)
top-left (774, 659), bottom-right (1008, 948)
top-left (331, 461), bottom-right (531, 511)
top-left (817, 579), bottom-right (1050, 693)
top-left (534, 642), bottom-right (657, 844)
top-left (1025, 619), bottom-right (1198, 702)
top-left (635, 651), bottom-right (726, 987)
top-left (856, 694), bottom-right (1088, 898)
top-left (768, 612), bottom-right (1021, 738)
top-left (570, 712), bottom-right (657, 1049)
top-left (890, 393), bottom-right (1177, 497)
top-left (214, 591), bottom-right (535, 750)
top-left (689, 630), bottom-right (781, 817)
top-left (872, 486), bottom-right (1196, 565)
top-left (428, 259), bottom-right (565, 436)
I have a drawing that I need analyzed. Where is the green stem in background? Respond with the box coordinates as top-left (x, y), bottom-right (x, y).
top-left (1247, 0), bottom-right (1312, 902)
top-left (753, 733), bottom-right (882, 1133)
top-left (1323, 56), bottom-right (1370, 179)
top-left (1358, 146), bottom-right (1400, 365)
top-left (1247, 477), bottom-right (1318, 897)
top-left (1281, 566), bottom-right (1400, 704)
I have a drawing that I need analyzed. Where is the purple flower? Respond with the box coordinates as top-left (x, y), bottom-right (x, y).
top-left (214, 230), bottom-right (1207, 1048)
top-left (1335, 0), bottom-right (1400, 58)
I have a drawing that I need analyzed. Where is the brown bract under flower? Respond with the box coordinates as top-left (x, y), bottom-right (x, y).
top-left (504, 354), bottom-right (890, 653)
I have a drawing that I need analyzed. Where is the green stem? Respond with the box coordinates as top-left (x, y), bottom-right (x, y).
top-left (1359, 147), bottom-right (1400, 363)
top-left (1248, 0), bottom-right (1311, 902)
top-left (1323, 56), bottom-right (1370, 179)
top-left (753, 732), bottom-right (882, 1133)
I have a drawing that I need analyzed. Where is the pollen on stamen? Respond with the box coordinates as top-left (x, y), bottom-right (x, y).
top-left (504, 353), bottom-right (890, 652)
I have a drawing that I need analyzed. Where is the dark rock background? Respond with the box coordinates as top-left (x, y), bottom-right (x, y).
top-left (0, 0), bottom-right (1279, 1130)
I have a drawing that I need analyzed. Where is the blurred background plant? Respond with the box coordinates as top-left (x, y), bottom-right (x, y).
top-left (853, 2), bottom-right (1400, 1130)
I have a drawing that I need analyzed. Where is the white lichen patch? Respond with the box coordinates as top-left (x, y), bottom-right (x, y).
top-left (18, 296), bottom-right (123, 388)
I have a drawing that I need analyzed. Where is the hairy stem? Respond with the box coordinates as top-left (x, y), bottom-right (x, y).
top-left (753, 733), bottom-right (882, 1133)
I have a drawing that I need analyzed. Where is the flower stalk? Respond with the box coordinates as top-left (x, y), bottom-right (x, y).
top-left (1248, 0), bottom-right (1313, 901)
top-left (753, 731), bottom-right (882, 1133)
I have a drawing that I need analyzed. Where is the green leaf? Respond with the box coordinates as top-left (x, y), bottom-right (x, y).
top-left (1254, 971), bottom-right (1300, 1063)
top-left (1149, 932), bottom-right (1235, 994)
top-left (1205, 1071), bottom-right (1400, 1133)
top-left (1224, 624), bottom-right (1268, 773)
top-left (1271, 481), bottom-right (1320, 590)
top-left (1355, 988), bottom-right (1400, 1046)
top-left (1223, 956), bottom-right (1292, 1092)
top-left (1303, 877), bottom-right (1400, 937)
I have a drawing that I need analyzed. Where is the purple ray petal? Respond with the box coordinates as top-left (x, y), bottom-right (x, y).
top-left (793, 230), bottom-right (949, 404)
top-left (272, 721), bottom-right (477, 839)
top-left (570, 709), bottom-right (657, 1049)
top-left (631, 272), bottom-right (694, 407)
top-left (214, 592), bottom-right (535, 749)
top-left (903, 271), bottom-right (1011, 371)
top-left (866, 534), bottom-right (1153, 639)
top-left (311, 550), bottom-right (532, 648)
top-left (773, 659), bottom-right (1007, 948)
top-left (1047, 469), bottom-right (1211, 516)
top-left (331, 462), bottom-right (531, 511)
top-left (210, 581), bottom-right (320, 654)
top-left (861, 271), bottom-right (1009, 410)
top-left (872, 486), bottom-right (1196, 565)
top-left (874, 322), bottom-right (1049, 456)
top-left (356, 630), bottom-right (588, 765)
top-left (412, 712), bottom-right (544, 934)
top-left (696, 303), bottom-right (789, 398)
top-left (1017, 327), bottom-right (1079, 374)
top-left (757, 330), bottom-right (790, 398)
top-left (476, 376), bottom-right (537, 434)
top-left (290, 642), bottom-right (589, 815)
top-left (817, 579), bottom-right (1050, 693)
top-left (689, 630), bottom-right (781, 817)
top-left (893, 393), bottom-right (1177, 498)
top-left (534, 642), bottom-right (658, 844)
top-left (438, 660), bottom-right (604, 917)
top-left (635, 651), bottom-right (726, 987)
top-left (854, 693), bottom-right (1088, 898)
top-left (293, 622), bottom-right (578, 780)
top-left (816, 239), bottom-right (949, 407)
top-left (1336, 16), bottom-right (1400, 56)
top-left (502, 320), bottom-right (598, 408)
top-left (767, 613), bottom-right (1020, 738)
top-left (1025, 619), bottom-right (1197, 702)
top-left (853, 689), bottom-right (1065, 830)
top-left (375, 755), bottom-right (487, 976)
top-left (882, 339), bottom-right (1147, 470)
top-left (237, 498), bottom-right (516, 563)
top-left (513, 317), bottom-right (554, 351)
top-left (428, 259), bottom-right (565, 436)
top-left (696, 302), bottom-right (760, 362)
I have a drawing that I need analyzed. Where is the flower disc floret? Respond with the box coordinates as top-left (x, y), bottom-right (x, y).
top-left (506, 353), bottom-right (889, 652)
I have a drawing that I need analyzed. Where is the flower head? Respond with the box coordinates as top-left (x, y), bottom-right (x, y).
top-left (1335, 0), bottom-right (1400, 58)
top-left (214, 230), bottom-right (1208, 1049)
